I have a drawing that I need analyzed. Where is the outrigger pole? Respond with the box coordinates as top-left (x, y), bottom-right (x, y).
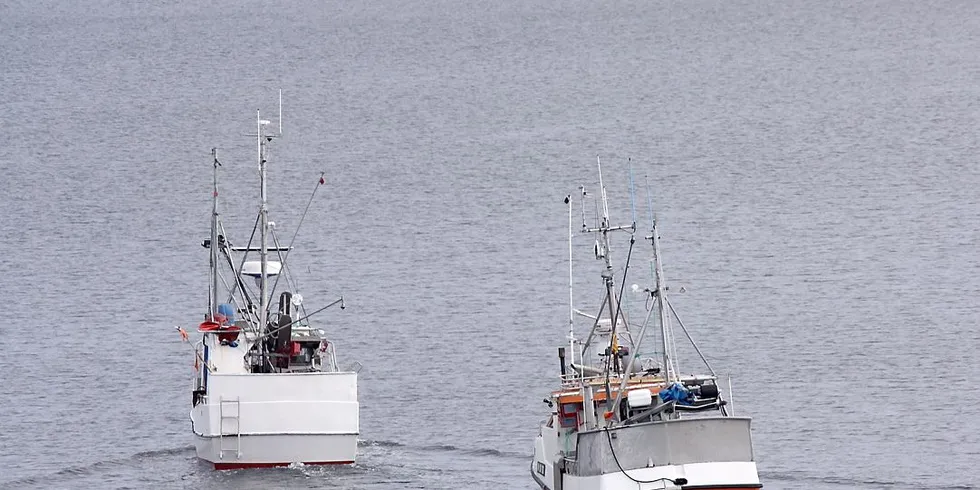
top-left (566, 193), bottom-right (577, 377)
top-left (209, 148), bottom-right (221, 322)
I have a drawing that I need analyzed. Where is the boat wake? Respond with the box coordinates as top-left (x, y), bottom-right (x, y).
top-left (418, 443), bottom-right (528, 460)
top-left (359, 439), bottom-right (528, 460)
top-left (132, 445), bottom-right (197, 459)
top-left (2, 440), bottom-right (528, 489)
top-left (358, 438), bottom-right (405, 448)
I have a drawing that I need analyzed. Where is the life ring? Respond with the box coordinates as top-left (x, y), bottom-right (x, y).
top-left (198, 321), bottom-right (241, 343)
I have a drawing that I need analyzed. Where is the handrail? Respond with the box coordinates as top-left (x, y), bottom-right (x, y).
top-left (622, 400), bottom-right (676, 425)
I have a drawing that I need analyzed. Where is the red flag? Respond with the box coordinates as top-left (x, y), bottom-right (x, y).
top-left (319, 177), bottom-right (325, 185)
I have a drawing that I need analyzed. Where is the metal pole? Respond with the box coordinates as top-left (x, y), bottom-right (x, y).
top-left (650, 217), bottom-right (674, 384)
top-left (258, 110), bottom-right (269, 341)
top-left (729, 373), bottom-right (735, 416)
top-left (567, 194), bottom-right (576, 371)
top-left (610, 304), bottom-right (656, 418)
top-left (210, 148), bottom-right (220, 321)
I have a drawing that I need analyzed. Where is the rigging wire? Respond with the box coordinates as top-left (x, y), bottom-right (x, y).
top-left (665, 298), bottom-right (716, 376)
top-left (268, 172), bottom-right (326, 310)
top-left (612, 235), bottom-right (636, 352)
top-left (225, 213), bottom-right (261, 305)
top-left (270, 228), bottom-right (310, 319)
top-left (603, 428), bottom-right (686, 487)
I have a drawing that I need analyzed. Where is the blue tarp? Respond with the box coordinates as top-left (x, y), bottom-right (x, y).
top-left (217, 303), bottom-right (236, 323)
top-left (658, 382), bottom-right (692, 405)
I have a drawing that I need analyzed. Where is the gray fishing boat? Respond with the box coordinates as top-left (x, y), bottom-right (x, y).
top-left (530, 158), bottom-right (762, 490)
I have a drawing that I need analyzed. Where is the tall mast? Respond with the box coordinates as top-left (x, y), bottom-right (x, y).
top-left (255, 93), bottom-right (282, 340)
top-left (588, 157), bottom-right (627, 410)
top-left (209, 148), bottom-right (220, 321)
top-left (594, 157), bottom-right (623, 364)
top-left (566, 194), bottom-right (576, 374)
top-left (257, 110), bottom-right (269, 334)
top-left (595, 157), bottom-right (616, 333)
top-left (650, 211), bottom-right (675, 383)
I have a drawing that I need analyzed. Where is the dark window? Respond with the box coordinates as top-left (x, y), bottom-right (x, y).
top-left (536, 462), bottom-right (547, 476)
top-left (559, 403), bottom-right (580, 428)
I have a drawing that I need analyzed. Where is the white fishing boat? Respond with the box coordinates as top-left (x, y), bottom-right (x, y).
top-left (530, 159), bottom-right (762, 489)
top-left (180, 98), bottom-right (359, 470)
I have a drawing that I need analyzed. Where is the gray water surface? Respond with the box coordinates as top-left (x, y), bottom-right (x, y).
top-left (1, 0), bottom-right (979, 488)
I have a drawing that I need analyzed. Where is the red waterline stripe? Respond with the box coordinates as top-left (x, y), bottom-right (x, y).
top-left (682, 485), bottom-right (763, 490)
top-left (213, 460), bottom-right (354, 470)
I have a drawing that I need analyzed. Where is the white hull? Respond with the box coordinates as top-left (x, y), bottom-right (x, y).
top-left (194, 433), bottom-right (356, 469)
top-left (191, 369), bottom-right (359, 469)
top-left (532, 460), bottom-right (761, 490)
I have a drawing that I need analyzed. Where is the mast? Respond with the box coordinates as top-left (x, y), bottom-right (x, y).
top-left (255, 94), bottom-right (283, 350)
top-left (595, 157), bottom-right (618, 345)
top-left (585, 156), bottom-right (636, 410)
top-left (593, 158), bottom-right (633, 368)
top-left (650, 211), bottom-right (675, 383)
top-left (597, 157), bottom-right (616, 406)
top-left (566, 194), bottom-right (575, 376)
top-left (209, 148), bottom-right (220, 321)
top-left (257, 110), bottom-right (269, 335)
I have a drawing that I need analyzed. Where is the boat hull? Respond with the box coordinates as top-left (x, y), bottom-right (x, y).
top-left (532, 461), bottom-right (761, 489)
top-left (194, 433), bottom-right (357, 469)
top-left (190, 371), bottom-right (359, 470)
top-left (531, 417), bottom-right (761, 489)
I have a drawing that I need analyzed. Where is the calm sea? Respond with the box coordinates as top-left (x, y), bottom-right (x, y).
top-left (1, 0), bottom-right (978, 488)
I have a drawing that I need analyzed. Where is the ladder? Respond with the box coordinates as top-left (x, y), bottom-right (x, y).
top-left (218, 397), bottom-right (241, 459)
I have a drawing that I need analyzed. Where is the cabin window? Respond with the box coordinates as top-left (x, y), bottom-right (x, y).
top-left (536, 462), bottom-right (547, 476)
top-left (559, 403), bottom-right (579, 428)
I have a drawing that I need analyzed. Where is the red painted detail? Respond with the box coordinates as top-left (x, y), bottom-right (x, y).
top-left (198, 321), bottom-right (241, 343)
top-left (681, 485), bottom-right (763, 490)
top-left (213, 460), bottom-right (354, 470)
top-left (559, 402), bottom-right (579, 428)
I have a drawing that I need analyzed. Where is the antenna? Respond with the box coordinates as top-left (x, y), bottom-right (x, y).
top-left (645, 175), bottom-right (655, 226)
top-left (596, 156), bottom-right (610, 224)
top-left (278, 89), bottom-right (283, 136)
top-left (628, 158), bottom-right (637, 225)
